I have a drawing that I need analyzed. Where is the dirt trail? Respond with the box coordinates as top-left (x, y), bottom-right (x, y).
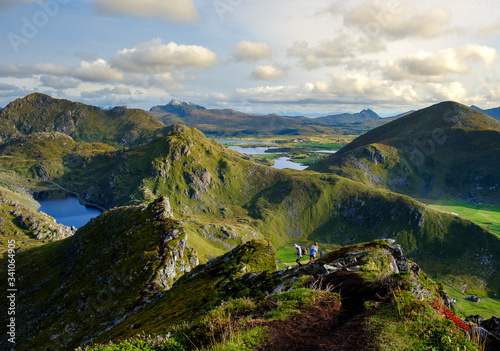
top-left (258, 271), bottom-right (386, 351)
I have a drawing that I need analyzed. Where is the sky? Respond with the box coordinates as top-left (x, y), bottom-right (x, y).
top-left (1, 0), bottom-right (500, 116)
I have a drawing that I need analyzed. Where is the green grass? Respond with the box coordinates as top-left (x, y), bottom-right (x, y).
top-left (275, 246), bottom-right (299, 269)
top-left (442, 282), bottom-right (500, 319)
top-left (425, 199), bottom-right (500, 237)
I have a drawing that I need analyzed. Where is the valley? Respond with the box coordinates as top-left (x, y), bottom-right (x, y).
top-left (0, 94), bottom-right (499, 350)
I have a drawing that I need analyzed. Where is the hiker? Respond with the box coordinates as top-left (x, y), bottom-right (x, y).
top-left (294, 244), bottom-right (303, 266)
top-left (309, 242), bottom-right (319, 265)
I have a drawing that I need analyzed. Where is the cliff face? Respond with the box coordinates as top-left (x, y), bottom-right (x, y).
top-left (0, 185), bottom-right (76, 253)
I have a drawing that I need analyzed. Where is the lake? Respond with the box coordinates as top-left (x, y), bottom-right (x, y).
top-left (217, 139), bottom-right (277, 145)
top-left (36, 194), bottom-right (102, 229)
top-left (227, 146), bottom-right (308, 171)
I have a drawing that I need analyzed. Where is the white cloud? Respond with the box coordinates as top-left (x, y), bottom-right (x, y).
top-left (425, 82), bottom-right (468, 102)
top-left (287, 35), bottom-right (354, 69)
top-left (81, 86), bottom-right (132, 99)
top-left (111, 39), bottom-right (218, 73)
top-left (250, 65), bottom-right (286, 81)
top-left (40, 75), bottom-right (80, 89)
top-left (236, 73), bottom-right (420, 106)
top-left (0, 63), bottom-right (69, 78)
top-left (74, 59), bottom-right (123, 82)
top-left (344, 1), bottom-right (452, 41)
top-left (478, 19), bottom-right (500, 38)
top-left (92, 0), bottom-right (200, 23)
top-left (233, 41), bottom-right (271, 62)
top-left (385, 45), bottom-right (498, 80)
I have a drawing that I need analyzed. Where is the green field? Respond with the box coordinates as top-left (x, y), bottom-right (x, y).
top-left (443, 282), bottom-right (500, 320)
top-left (425, 199), bottom-right (500, 237)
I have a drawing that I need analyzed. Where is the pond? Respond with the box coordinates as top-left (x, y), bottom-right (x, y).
top-left (35, 191), bottom-right (102, 228)
top-left (227, 146), bottom-right (308, 171)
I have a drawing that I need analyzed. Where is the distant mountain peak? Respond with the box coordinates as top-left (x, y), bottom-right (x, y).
top-left (166, 99), bottom-right (206, 110)
top-left (470, 104), bottom-right (500, 120)
top-left (150, 99), bottom-right (206, 115)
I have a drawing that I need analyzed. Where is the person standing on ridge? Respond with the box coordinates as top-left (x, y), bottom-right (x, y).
top-left (309, 242), bottom-right (319, 265)
top-left (294, 244), bottom-right (303, 266)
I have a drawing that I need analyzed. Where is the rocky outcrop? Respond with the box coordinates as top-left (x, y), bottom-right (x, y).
top-left (141, 197), bottom-right (199, 295)
top-left (0, 188), bottom-right (76, 245)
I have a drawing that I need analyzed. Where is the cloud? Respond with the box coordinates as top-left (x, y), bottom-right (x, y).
top-left (233, 41), bottom-right (271, 62)
top-left (425, 82), bottom-right (468, 102)
top-left (236, 73), bottom-right (419, 106)
top-left (0, 63), bottom-right (69, 78)
top-left (0, 82), bottom-right (31, 98)
top-left (80, 86), bottom-right (132, 99)
top-left (111, 39), bottom-right (218, 73)
top-left (478, 19), bottom-right (500, 38)
top-left (287, 35), bottom-right (353, 69)
top-left (92, 0), bottom-right (200, 23)
top-left (40, 75), bottom-right (80, 89)
top-left (250, 65), bottom-right (286, 81)
top-left (74, 59), bottom-right (124, 82)
top-left (344, 1), bottom-right (452, 41)
top-left (385, 45), bottom-right (498, 80)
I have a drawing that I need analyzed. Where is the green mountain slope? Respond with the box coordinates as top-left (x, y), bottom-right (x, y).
top-left (1, 123), bottom-right (498, 295)
top-left (0, 93), bottom-right (165, 147)
top-left (0, 132), bottom-right (115, 181)
top-left (309, 101), bottom-right (500, 203)
top-left (0, 174), bottom-right (75, 253)
top-left (2, 215), bottom-right (496, 350)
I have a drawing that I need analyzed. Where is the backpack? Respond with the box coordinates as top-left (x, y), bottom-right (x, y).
top-left (302, 246), bottom-right (308, 256)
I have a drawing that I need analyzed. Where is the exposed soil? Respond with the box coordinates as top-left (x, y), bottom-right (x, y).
top-left (258, 270), bottom-right (388, 351)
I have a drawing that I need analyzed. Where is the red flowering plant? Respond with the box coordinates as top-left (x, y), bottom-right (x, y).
top-left (430, 298), bottom-right (470, 332)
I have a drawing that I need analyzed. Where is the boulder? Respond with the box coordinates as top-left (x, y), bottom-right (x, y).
top-left (320, 264), bottom-right (339, 275)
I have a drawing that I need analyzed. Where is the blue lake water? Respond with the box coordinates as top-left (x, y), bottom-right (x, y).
top-left (228, 145), bottom-right (280, 155)
top-left (228, 146), bottom-right (307, 171)
top-left (37, 196), bottom-right (102, 228)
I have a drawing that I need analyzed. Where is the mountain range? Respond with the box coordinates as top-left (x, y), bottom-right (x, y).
top-left (0, 94), bottom-right (499, 350)
top-left (150, 99), bottom-right (389, 136)
top-left (471, 105), bottom-right (500, 119)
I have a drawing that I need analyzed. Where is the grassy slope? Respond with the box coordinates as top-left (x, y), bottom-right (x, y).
top-left (84, 241), bottom-right (483, 351)
top-left (0, 124), bottom-right (498, 296)
top-left (0, 132), bottom-right (115, 180)
top-left (0, 198), bottom-right (200, 350)
top-left (309, 101), bottom-right (500, 203)
top-left (0, 181), bottom-right (71, 253)
top-left (425, 199), bottom-right (500, 237)
top-left (0, 93), bottom-right (165, 147)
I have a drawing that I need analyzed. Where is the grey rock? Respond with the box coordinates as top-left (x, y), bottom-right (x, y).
top-left (320, 264), bottom-right (339, 275)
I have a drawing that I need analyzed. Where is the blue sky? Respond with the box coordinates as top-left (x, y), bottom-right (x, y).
top-left (1, 0), bottom-right (500, 116)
